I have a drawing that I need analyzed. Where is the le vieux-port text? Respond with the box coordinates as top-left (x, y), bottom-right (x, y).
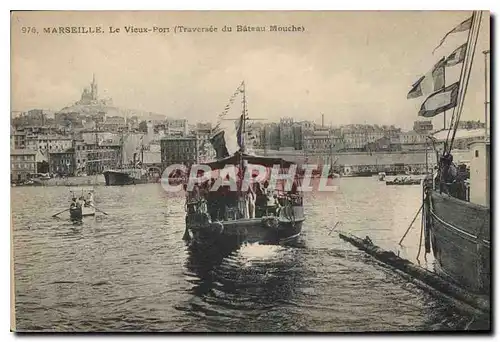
top-left (23, 25), bottom-right (306, 35)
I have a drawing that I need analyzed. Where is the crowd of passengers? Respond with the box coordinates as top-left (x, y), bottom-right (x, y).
top-left (184, 178), bottom-right (300, 221)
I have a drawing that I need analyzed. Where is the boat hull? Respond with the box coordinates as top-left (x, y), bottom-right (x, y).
top-left (426, 190), bottom-right (490, 295)
top-left (103, 170), bottom-right (148, 186)
top-left (69, 206), bottom-right (95, 220)
top-left (386, 180), bottom-right (421, 185)
top-left (69, 207), bottom-right (82, 220)
top-left (186, 206), bottom-right (305, 251)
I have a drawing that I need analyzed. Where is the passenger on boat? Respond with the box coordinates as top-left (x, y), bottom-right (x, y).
top-left (84, 192), bottom-right (93, 207)
top-left (78, 196), bottom-right (85, 207)
top-left (264, 191), bottom-right (279, 216)
top-left (206, 178), bottom-right (221, 221)
top-left (290, 179), bottom-right (299, 195)
top-left (439, 153), bottom-right (458, 194)
top-left (246, 185), bottom-right (256, 219)
top-left (70, 197), bottom-right (79, 209)
top-left (255, 182), bottom-right (266, 203)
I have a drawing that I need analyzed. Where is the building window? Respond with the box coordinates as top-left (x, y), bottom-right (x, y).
top-left (475, 150), bottom-right (479, 158)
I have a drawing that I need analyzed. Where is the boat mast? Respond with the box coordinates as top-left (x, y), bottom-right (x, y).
top-left (241, 80), bottom-right (247, 153)
top-left (447, 11), bottom-right (482, 153)
top-left (443, 60), bottom-right (447, 130)
top-left (483, 49), bottom-right (490, 142)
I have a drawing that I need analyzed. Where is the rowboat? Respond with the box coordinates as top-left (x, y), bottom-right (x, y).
top-left (68, 188), bottom-right (96, 220)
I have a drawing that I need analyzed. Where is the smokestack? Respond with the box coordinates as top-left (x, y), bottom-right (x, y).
top-left (321, 113), bottom-right (324, 128)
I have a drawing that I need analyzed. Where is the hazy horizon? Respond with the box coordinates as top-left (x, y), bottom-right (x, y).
top-left (11, 11), bottom-right (490, 130)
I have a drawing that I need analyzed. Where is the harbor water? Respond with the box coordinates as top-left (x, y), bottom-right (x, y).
top-left (11, 177), bottom-right (487, 332)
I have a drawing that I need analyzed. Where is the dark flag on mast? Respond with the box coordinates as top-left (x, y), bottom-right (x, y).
top-left (210, 131), bottom-right (231, 159)
top-left (433, 15), bottom-right (473, 54)
top-left (444, 43), bottom-right (467, 66)
top-left (418, 82), bottom-right (460, 117)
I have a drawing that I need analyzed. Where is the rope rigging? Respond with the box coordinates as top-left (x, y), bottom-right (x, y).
top-left (445, 11), bottom-right (483, 154)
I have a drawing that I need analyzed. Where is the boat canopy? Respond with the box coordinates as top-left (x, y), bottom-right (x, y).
top-left (199, 151), bottom-right (295, 170)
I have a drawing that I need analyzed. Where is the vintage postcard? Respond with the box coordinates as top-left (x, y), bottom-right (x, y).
top-left (10, 10), bottom-right (490, 332)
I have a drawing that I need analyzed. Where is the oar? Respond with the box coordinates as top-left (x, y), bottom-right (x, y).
top-left (91, 205), bottom-right (108, 215)
top-left (328, 221), bottom-right (342, 235)
top-left (52, 208), bottom-right (70, 217)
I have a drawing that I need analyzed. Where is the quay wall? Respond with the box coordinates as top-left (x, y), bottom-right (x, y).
top-left (37, 175), bottom-right (106, 187)
top-left (252, 149), bottom-right (472, 168)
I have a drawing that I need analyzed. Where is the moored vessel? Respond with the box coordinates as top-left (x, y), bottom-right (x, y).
top-left (407, 11), bottom-right (490, 298)
top-left (103, 168), bottom-right (149, 186)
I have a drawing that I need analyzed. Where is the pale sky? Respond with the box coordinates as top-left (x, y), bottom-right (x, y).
top-left (11, 11), bottom-right (489, 130)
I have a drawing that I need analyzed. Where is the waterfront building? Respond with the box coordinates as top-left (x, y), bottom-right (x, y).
top-left (413, 120), bottom-right (434, 133)
top-left (49, 150), bottom-right (76, 176)
top-left (457, 120), bottom-right (486, 130)
top-left (165, 118), bottom-right (189, 136)
top-left (25, 134), bottom-right (73, 153)
top-left (279, 117), bottom-right (295, 148)
top-left (341, 125), bottom-right (385, 151)
top-left (11, 149), bottom-right (39, 182)
top-left (86, 145), bottom-right (121, 175)
top-left (260, 123), bottom-right (281, 150)
top-left (74, 139), bottom-right (90, 175)
top-left (195, 123), bottom-right (216, 162)
top-left (399, 130), bottom-right (428, 151)
top-left (303, 129), bottom-right (330, 152)
top-left (161, 136), bottom-right (199, 170)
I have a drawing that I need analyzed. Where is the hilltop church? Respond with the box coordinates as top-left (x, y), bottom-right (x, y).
top-left (76, 74), bottom-right (112, 106)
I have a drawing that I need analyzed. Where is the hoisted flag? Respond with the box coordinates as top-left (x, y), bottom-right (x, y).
top-left (210, 119), bottom-right (240, 159)
top-left (433, 15), bottom-right (473, 54)
top-left (444, 43), bottom-right (467, 67)
top-left (407, 58), bottom-right (445, 99)
top-left (418, 82), bottom-right (460, 117)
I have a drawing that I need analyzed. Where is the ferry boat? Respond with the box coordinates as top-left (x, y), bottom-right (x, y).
top-left (408, 11), bottom-right (490, 298)
top-left (183, 82), bottom-right (305, 250)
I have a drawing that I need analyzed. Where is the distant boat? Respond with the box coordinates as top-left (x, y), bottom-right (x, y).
top-left (385, 177), bottom-right (421, 186)
top-left (68, 188), bottom-right (96, 220)
top-left (103, 167), bottom-right (149, 186)
top-left (103, 135), bottom-right (151, 186)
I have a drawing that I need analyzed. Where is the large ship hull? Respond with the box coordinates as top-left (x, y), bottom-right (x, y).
top-left (103, 170), bottom-right (148, 186)
top-left (425, 190), bottom-right (490, 295)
